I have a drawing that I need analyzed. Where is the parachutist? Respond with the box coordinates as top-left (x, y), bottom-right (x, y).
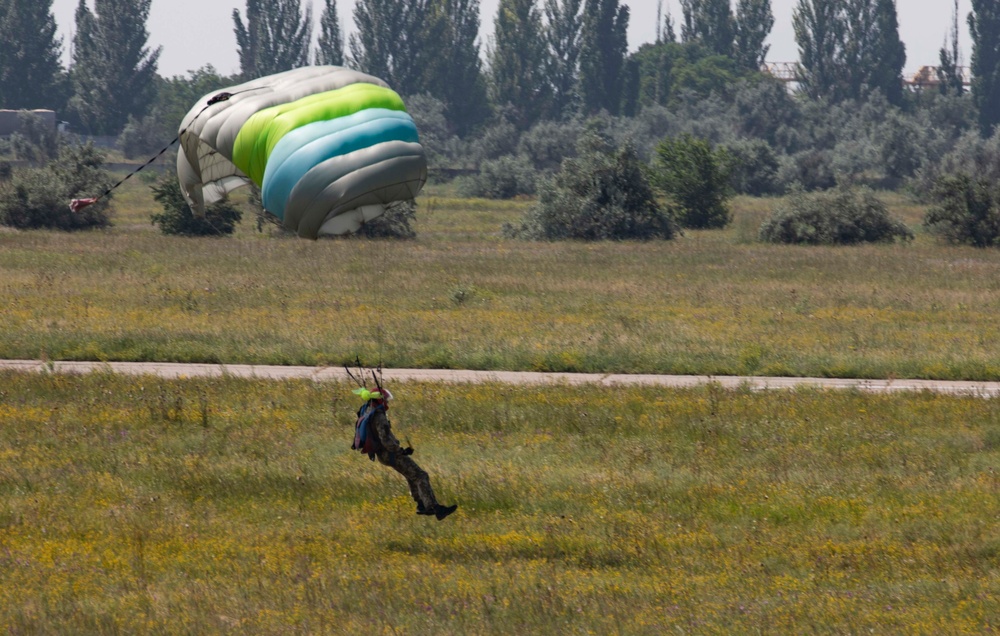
top-left (352, 387), bottom-right (457, 521)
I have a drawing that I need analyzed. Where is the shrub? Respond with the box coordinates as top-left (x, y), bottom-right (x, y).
top-left (10, 111), bottom-right (59, 165)
top-left (403, 94), bottom-right (467, 169)
top-left (357, 201), bottom-right (417, 239)
top-left (469, 107), bottom-right (520, 165)
top-left (242, 184), bottom-right (285, 234)
top-left (913, 129), bottom-right (1000, 199)
top-left (651, 134), bottom-right (732, 229)
top-left (150, 177), bottom-right (242, 236)
top-left (759, 186), bottom-right (913, 245)
top-left (723, 138), bottom-right (779, 196)
top-left (118, 114), bottom-right (173, 160)
top-left (777, 149), bottom-right (837, 192)
top-left (0, 143), bottom-right (112, 231)
top-left (925, 174), bottom-right (1000, 248)
top-left (455, 155), bottom-right (536, 199)
top-left (517, 119), bottom-right (584, 172)
top-left (510, 132), bottom-right (678, 241)
top-left (735, 77), bottom-right (801, 149)
top-left (874, 110), bottom-right (927, 182)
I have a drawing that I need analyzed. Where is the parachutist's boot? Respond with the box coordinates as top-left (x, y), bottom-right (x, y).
top-left (435, 504), bottom-right (458, 521)
top-left (416, 502), bottom-right (434, 515)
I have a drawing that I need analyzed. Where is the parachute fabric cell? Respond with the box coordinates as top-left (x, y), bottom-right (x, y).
top-left (261, 108), bottom-right (418, 218)
top-left (176, 65), bottom-right (427, 239)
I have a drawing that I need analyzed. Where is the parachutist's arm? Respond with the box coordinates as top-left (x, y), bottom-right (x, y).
top-left (372, 409), bottom-right (402, 454)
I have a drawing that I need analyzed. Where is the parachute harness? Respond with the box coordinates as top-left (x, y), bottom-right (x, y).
top-left (347, 363), bottom-right (392, 461)
top-left (69, 88), bottom-right (266, 213)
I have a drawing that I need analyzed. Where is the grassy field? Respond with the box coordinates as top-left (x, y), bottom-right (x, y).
top-left (1, 371), bottom-right (999, 633)
top-left (3, 180), bottom-right (1000, 633)
top-left (2, 180), bottom-right (999, 380)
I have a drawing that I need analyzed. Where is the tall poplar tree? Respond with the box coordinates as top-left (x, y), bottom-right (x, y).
top-left (68, 0), bottom-right (161, 135)
top-left (489, 0), bottom-right (550, 129)
top-left (839, 0), bottom-right (904, 103)
top-left (970, 0), bottom-right (1000, 135)
top-left (734, 0), bottom-right (774, 72)
top-left (0, 0), bottom-right (65, 110)
top-left (937, 0), bottom-right (964, 96)
top-left (867, 0), bottom-right (905, 105)
top-left (422, 0), bottom-right (490, 136)
top-left (349, 0), bottom-right (432, 97)
top-left (651, 0), bottom-right (676, 43)
top-left (793, 0), bottom-right (844, 100)
top-left (680, 0), bottom-right (735, 57)
top-left (315, 0), bottom-right (344, 66)
top-left (578, 0), bottom-right (629, 115)
top-left (349, 0), bottom-right (486, 134)
top-left (544, 0), bottom-right (583, 119)
top-left (794, 0), bottom-right (904, 104)
top-left (233, 0), bottom-right (312, 80)
top-left (839, 0), bottom-right (877, 99)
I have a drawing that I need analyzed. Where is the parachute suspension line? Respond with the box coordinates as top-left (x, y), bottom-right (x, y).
top-left (375, 233), bottom-right (388, 382)
top-left (347, 238), bottom-right (385, 389)
top-left (68, 133), bottom-right (179, 213)
top-left (69, 87), bottom-right (268, 213)
top-left (367, 229), bottom-right (389, 386)
top-left (354, 223), bottom-right (389, 387)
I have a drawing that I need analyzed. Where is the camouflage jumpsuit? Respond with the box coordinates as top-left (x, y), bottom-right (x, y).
top-left (370, 408), bottom-right (440, 511)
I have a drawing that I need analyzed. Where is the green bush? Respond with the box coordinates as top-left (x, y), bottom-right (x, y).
top-left (118, 114), bottom-right (173, 160)
top-left (510, 132), bottom-right (678, 241)
top-left (759, 186), bottom-right (913, 245)
top-left (518, 119), bottom-right (583, 172)
top-left (0, 143), bottom-right (112, 231)
top-left (914, 130), bottom-right (1000, 199)
top-left (10, 111), bottom-right (59, 165)
top-left (925, 174), bottom-right (1000, 248)
top-left (723, 138), bottom-right (779, 196)
top-left (777, 149), bottom-right (837, 192)
top-left (403, 94), bottom-right (466, 168)
top-left (455, 155), bottom-right (536, 199)
top-left (357, 201), bottom-right (417, 239)
top-left (651, 134), bottom-right (732, 229)
top-left (150, 177), bottom-right (242, 236)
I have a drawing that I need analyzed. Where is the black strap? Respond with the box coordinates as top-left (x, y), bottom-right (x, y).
top-left (85, 88), bottom-right (258, 204)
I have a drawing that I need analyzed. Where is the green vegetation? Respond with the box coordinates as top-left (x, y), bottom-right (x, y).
top-left (926, 173), bottom-right (1000, 248)
top-left (759, 186), bottom-right (913, 245)
top-left (150, 177), bottom-right (243, 237)
top-left (0, 143), bottom-right (112, 231)
top-left (1, 181), bottom-right (999, 381)
top-left (3, 2), bottom-right (999, 634)
top-left (512, 131), bottom-right (676, 241)
top-left (652, 133), bottom-right (732, 229)
top-left (1, 372), bottom-right (998, 633)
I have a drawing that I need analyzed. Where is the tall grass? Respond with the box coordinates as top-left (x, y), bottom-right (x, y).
top-left (2, 183), bottom-right (1000, 379)
top-left (1, 371), bottom-right (998, 633)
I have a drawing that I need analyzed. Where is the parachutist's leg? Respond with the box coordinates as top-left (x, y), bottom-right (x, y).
top-left (404, 474), bottom-right (422, 507)
top-left (396, 456), bottom-right (438, 511)
top-left (378, 452), bottom-right (438, 511)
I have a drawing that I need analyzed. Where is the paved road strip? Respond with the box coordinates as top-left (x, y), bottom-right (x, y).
top-left (2, 360), bottom-right (999, 397)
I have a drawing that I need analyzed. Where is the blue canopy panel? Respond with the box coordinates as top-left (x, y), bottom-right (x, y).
top-left (261, 109), bottom-right (419, 219)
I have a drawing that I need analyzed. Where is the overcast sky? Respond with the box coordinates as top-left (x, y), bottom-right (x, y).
top-left (50, 0), bottom-right (973, 79)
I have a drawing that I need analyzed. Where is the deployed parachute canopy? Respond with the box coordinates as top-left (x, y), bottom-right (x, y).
top-left (177, 66), bottom-right (427, 239)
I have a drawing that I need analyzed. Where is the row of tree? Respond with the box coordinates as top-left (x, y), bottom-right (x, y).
top-left (1, 0), bottom-right (1000, 141)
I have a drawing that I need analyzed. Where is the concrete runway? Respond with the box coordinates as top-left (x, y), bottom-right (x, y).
top-left (2, 359), bottom-right (1000, 397)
